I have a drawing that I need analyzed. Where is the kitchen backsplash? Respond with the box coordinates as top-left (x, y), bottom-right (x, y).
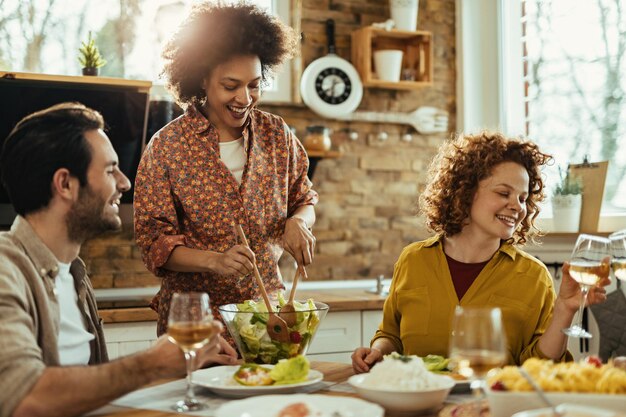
top-left (80, 0), bottom-right (457, 288)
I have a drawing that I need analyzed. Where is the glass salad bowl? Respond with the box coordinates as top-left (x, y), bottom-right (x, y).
top-left (218, 299), bottom-right (328, 364)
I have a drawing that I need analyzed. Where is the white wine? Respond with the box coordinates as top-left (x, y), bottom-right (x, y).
top-left (568, 261), bottom-right (608, 286)
top-left (168, 321), bottom-right (215, 351)
top-left (452, 349), bottom-right (506, 379)
top-left (612, 260), bottom-right (626, 281)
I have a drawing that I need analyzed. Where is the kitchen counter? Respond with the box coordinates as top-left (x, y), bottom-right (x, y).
top-left (98, 288), bottom-right (387, 323)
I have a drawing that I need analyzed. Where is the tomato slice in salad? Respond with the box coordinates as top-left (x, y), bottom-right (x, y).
top-left (233, 364), bottom-right (274, 386)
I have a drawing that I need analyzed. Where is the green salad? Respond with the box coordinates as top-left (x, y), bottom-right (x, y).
top-left (232, 295), bottom-right (321, 364)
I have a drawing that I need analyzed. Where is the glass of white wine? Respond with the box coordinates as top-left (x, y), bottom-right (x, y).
top-left (167, 292), bottom-right (214, 412)
top-left (449, 306), bottom-right (507, 415)
top-left (609, 231), bottom-right (626, 282)
top-left (562, 234), bottom-right (610, 338)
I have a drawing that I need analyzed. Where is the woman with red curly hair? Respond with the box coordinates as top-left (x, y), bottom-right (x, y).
top-left (352, 132), bottom-right (610, 372)
top-left (134, 1), bottom-right (318, 339)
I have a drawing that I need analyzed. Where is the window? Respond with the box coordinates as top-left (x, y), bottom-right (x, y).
top-left (0, 0), bottom-right (295, 102)
top-left (457, 0), bottom-right (626, 230)
top-left (522, 0), bottom-right (626, 215)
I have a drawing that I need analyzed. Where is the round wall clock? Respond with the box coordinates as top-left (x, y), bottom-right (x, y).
top-left (300, 19), bottom-right (363, 119)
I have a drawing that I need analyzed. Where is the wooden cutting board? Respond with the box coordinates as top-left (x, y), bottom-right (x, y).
top-left (569, 160), bottom-right (608, 233)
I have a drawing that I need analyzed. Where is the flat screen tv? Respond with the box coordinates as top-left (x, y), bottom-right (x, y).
top-left (0, 73), bottom-right (150, 226)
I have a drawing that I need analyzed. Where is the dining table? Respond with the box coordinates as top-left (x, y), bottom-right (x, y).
top-left (89, 361), bottom-right (469, 417)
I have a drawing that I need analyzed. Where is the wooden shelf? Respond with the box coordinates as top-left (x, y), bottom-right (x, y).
top-left (306, 149), bottom-right (342, 158)
top-left (544, 232), bottom-right (612, 238)
top-left (351, 27), bottom-right (433, 89)
top-left (0, 71), bottom-right (152, 93)
top-left (307, 150), bottom-right (342, 178)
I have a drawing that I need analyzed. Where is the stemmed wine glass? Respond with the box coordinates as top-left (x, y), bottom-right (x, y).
top-left (562, 234), bottom-right (610, 338)
top-left (609, 230), bottom-right (626, 282)
top-left (167, 292), bottom-right (214, 412)
top-left (449, 307), bottom-right (507, 415)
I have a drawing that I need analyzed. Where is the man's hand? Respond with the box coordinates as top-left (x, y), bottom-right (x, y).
top-left (197, 334), bottom-right (239, 367)
top-left (209, 245), bottom-right (255, 276)
top-left (282, 217), bottom-right (315, 271)
top-left (151, 320), bottom-right (230, 378)
top-left (559, 257), bottom-right (611, 313)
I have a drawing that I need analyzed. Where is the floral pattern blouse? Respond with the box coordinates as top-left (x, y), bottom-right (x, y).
top-left (134, 105), bottom-right (318, 336)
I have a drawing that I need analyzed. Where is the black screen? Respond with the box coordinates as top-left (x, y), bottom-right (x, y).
top-left (0, 77), bottom-right (149, 216)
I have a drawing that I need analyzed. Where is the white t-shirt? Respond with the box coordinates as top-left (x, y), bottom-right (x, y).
top-left (219, 137), bottom-right (246, 184)
top-left (55, 262), bottom-right (94, 365)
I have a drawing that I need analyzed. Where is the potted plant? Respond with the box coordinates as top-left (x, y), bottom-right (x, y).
top-left (552, 166), bottom-right (583, 232)
top-left (78, 31), bottom-right (106, 76)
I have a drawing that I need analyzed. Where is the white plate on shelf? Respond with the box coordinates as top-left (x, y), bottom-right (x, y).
top-left (192, 365), bottom-right (324, 398)
top-left (215, 394), bottom-right (384, 417)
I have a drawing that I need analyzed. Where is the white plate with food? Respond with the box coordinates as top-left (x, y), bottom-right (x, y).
top-left (193, 365), bottom-right (324, 398)
top-left (511, 403), bottom-right (620, 417)
top-left (486, 357), bottom-right (626, 417)
top-left (215, 394), bottom-right (384, 417)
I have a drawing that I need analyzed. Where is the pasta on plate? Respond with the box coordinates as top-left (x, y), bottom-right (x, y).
top-left (488, 358), bottom-right (626, 394)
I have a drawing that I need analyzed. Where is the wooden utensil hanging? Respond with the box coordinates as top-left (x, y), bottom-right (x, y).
top-left (234, 224), bottom-right (290, 343)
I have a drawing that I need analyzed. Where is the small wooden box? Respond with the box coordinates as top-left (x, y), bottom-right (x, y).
top-left (351, 27), bottom-right (433, 90)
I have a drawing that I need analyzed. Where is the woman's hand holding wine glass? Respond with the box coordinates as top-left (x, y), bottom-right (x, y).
top-left (561, 234), bottom-right (611, 339)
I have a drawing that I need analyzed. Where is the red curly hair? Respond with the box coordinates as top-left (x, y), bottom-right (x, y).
top-left (419, 131), bottom-right (553, 245)
top-left (161, 1), bottom-right (299, 106)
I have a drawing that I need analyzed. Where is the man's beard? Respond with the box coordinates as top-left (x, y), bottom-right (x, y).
top-left (66, 185), bottom-right (120, 243)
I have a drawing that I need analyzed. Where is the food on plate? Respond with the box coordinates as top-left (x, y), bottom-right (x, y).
top-left (421, 354), bottom-right (468, 381)
top-left (233, 364), bottom-right (273, 386)
top-left (361, 352), bottom-right (453, 391)
top-left (232, 355), bottom-right (310, 386)
top-left (422, 354), bottom-right (451, 372)
top-left (229, 296), bottom-right (321, 364)
top-left (276, 402), bottom-right (330, 417)
top-left (487, 357), bottom-right (626, 394)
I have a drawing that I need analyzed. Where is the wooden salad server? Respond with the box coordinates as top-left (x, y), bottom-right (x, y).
top-left (235, 224), bottom-right (290, 343)
top-left (279, 266), bottom-right (304, 327)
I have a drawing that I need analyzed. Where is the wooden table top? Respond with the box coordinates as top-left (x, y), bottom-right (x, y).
top-left (90, 361), bottom-right (451, 417)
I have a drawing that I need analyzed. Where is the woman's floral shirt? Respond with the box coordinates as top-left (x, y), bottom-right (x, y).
top-left (133, 105), bottom-right (318, 336)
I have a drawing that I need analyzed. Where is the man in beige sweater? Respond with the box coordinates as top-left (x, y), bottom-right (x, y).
top-left (0, 102), bottom-right (237, 417)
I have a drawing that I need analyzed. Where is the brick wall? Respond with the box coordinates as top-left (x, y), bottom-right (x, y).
top-left (81, 0), bottom-right (456, 288)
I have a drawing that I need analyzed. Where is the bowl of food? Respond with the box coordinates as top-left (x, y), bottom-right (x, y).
top-left (348, 353), bottom-right (455, 414)
top-left (218, 298), bottom-right (328, 364)
top-left (486, 357), bottom-right (626, 417)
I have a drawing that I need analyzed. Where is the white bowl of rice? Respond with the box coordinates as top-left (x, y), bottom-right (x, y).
top-left (348, 353), bottom-right (455, 413)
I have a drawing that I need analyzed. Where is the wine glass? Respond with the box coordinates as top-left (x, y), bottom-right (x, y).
top-left (609, 231), bottom-right (626, 282)
top-left (449, 306), bottom-right (507, 415)
top-left (562, 234), bottom-right (610, 338)
top-left (167, 292), bottom-right (214, 412)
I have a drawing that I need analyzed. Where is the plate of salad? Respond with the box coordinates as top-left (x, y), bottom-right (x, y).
top-left (193, 355), bottom-right (324, 398)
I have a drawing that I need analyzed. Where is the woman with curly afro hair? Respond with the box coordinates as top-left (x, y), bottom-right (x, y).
top-left (134, 1), bottom-right (319, 342)
top-left (352, 131), bottom-right (610, 372)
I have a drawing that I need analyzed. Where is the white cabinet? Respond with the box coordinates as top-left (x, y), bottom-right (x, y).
top-left (361, 310), bottom-right (383, 346)
top-left (103, 321), bottom-right (158, 360)
top-left (307, 311), bottom-right (361, 364)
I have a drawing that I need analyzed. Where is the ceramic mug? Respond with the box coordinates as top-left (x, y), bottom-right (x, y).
top-left (374, 50), bottom-right (404, 82)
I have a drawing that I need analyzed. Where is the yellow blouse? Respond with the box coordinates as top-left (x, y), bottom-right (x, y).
top-left (371, 235), bottom-right (570, 365)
